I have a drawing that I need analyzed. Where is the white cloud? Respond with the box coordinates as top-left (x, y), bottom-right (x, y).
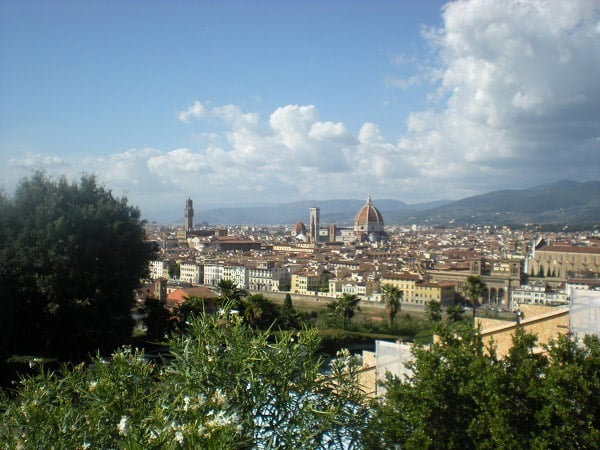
top-left (397, 0), bottom-right (600, 196)
top-left (178, 101), bottom-right (206, 123)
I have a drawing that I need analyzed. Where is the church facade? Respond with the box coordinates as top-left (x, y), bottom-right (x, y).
top-left (294, 196), bottom-right (386, 244)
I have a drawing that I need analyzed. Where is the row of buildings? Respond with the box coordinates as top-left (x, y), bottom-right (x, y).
top-left (144, 198), bottom-right (600, 310)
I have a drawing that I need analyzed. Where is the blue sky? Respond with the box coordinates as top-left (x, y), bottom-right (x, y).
top-left (1, 0), bottom-right (599, 222)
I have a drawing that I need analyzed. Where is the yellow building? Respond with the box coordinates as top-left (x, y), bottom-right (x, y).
top-left (291, 270), bottom-right (330, 295)
top-left (380, 272), bottom-right (421, 303)
top-left (414, 281), bottom-right (456, 306)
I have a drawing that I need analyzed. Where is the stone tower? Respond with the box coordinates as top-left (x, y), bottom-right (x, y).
top-left (184, 198), bottom-right (194, 232)
top-left (309, 207), bottom-right (320, 243)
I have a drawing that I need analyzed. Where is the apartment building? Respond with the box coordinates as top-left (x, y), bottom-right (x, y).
top-left (204, 261), bottom-right (224, 286)
top-left (222, 264), bottom-right (249, 290)
top-left (291, 270), bottom-right (331, 295)
top-left (149, 260), bottom-right (168, 280)
top-left (248, 260), bottom-right (289, 292)
top-left (414, 281), bottom-right (456, 306)
top-left (510, 283), bottom-right (568, 309)
top-left (179, 261), bottom-right (203, 284)
top-left (379, 272), bottom-right (421, 302)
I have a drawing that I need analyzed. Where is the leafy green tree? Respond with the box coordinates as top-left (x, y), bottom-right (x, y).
top-left (142, 297), bottom-right (172, 341)
top-left (381, 284), bottom-right (402, 327)
top-left (424, 300), bottom-right (442, 323)
top-left (174, 296), bottom-right (211, 327)
top-left (366, 324), bottom-right (493, 449)
top-left (0, 314), bottom-right (370, 449)
top-left (217, 279), bottom-right (242, 309)
top-left (0, 172), bottom-right (157, 359)
top-left (365, 326), bottom-right (600, 450)
top-left (283, 293), bottom-right (294, 313)
top-left (241, 293), bottom-right (276, 329)
top-left (278, 293), bottom-right (302, 330)
top-left (328, 294), bottom-right (361, 329)
top-left (464, 275), bottom-right (486, 324)
top-left (168, 260), bottom-right (180, 279)
top-left (446, 304), bottom-right (466, 323)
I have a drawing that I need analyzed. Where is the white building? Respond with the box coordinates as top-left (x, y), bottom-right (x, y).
top-left (179, 262), bottom-right (203, 284)
top-left (223, 264), bottom-right (249, 289)
top-left (204, 261), bottom-right (224, 287)
top-left (248, 261), bottom-right (289, 292)
top-left (149, 260), bottom-right (168, 280)
top-left (510, 283), bottom-right (568, 309)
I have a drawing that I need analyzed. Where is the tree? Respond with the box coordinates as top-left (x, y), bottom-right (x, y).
top-left (167, 260), bottom-right (180, 279)
top-left (328, 294), bottom-right (361, 329)
top-left (282, 293), bottom-right (294, 313)
top-left (217, 279), bottom-right (242, 309)
top-left (242, 293), bottom-right (276, 329)
top-left (381, 284), bottom-right (402, 327)
top-left (0, 314), bottom-right (370, 448)
top-left (174, 296), bottom-right (210, 328)
top-left (464, 275), bottom-right (486, 324)
top-left (142, 297), bottom-right (172, 341)
top-left (0, 172), bottom-right (157, 359)
top-left (446, 304), bottom-right (465, 323)
top-left (425, 300), bottom-right (442, 323)
top-left (278, 293), bottom-right (301, 330)
top-left (365, 326), bottom-right (600, 449)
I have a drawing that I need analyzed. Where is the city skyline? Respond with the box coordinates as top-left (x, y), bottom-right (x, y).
top-left (1, 0), bottom-right (599, 221)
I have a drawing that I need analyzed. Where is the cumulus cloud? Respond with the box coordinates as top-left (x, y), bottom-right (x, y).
top-left (8, 152), bottom-right (67, 170)
top-left (401, 0), bottom-right (600, 196)
top-left (178, 101), bottom-right (206, 123)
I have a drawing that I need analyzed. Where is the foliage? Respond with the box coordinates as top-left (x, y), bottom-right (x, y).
top-left (424, 300), bottom-right (442, 323)
top-left (141, 297), bottom-right (172, 341)
top-left (381, 284), bottom-right (402, 326)
top-left (327, 294), bottom-right (361, 330)
top-left (241, 293), bottom-right (276, 329)
top-left (0, 172), bottom-right (157, 359)
top-left (445, 304), bottom-right (466, 323)
top-left (168, 260), bottom-right (180, 279)
top-left (0, 314), bottom-right (370, 449)
top-left (464, 275), bottom-right (486, 323)
top-left (278, 293), bottom-right (302, 329)
top-left (216, 279), bottom-right (242, 308)
top-left (365, 325), bottom-right (600, 449)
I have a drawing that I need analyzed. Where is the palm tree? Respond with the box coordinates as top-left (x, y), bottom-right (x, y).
top-left (464, 275), bottom-right (486, 324)
top-left (217, 279), bottom-right (242, 309)
top-left (446, 304), bottom-right (465, 323)
top-left (242, 294), bottom-right (275, 329)
top-left (329, 293), bottom-right (361, 329)
top-left (381, 284), bottom-right (402, 327)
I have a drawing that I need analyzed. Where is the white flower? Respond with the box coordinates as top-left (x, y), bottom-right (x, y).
top-left (117, 416), bottom-right (128, 436)
top-left (183, 395), bottom-right (190, 412)
top-left (174, 431), bottom-right (184, 444)
top-left (88, 381), bottom-right (98, 392)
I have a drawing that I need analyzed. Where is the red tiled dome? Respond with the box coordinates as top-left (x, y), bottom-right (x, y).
top-left (354, 196), bottom-right (384, 233)
top-left (293, 221), bottom-right (307, 235)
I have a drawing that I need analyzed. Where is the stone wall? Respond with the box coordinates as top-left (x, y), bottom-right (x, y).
top-left (479, 307), bottom-right (569, 357)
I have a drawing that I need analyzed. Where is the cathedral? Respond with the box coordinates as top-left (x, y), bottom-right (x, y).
top-left (293, 196), bottom-right (386, 244)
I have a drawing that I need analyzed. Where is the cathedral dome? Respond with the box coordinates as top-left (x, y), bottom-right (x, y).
top-left (354, 196), bottom-right (384, 234)
top-left (293, 221), bottom-right (307, 236)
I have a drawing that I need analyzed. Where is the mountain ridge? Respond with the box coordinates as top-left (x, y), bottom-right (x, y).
top-left (155, 180), bottom-right (600, 226)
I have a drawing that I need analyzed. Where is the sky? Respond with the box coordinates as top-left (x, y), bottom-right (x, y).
top-left (1, 0), bottom-right (599, 222)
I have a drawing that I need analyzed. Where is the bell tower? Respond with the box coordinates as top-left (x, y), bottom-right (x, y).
top-left (184, 198), bottom-right (194, 233)
top-left (309, 207), bottom-right (320, 243)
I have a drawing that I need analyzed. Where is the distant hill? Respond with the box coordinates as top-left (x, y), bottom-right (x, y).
top-left (412, 180), bottom-right (600, 226)
top-left (161, 180), bottom-right (599, 226)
